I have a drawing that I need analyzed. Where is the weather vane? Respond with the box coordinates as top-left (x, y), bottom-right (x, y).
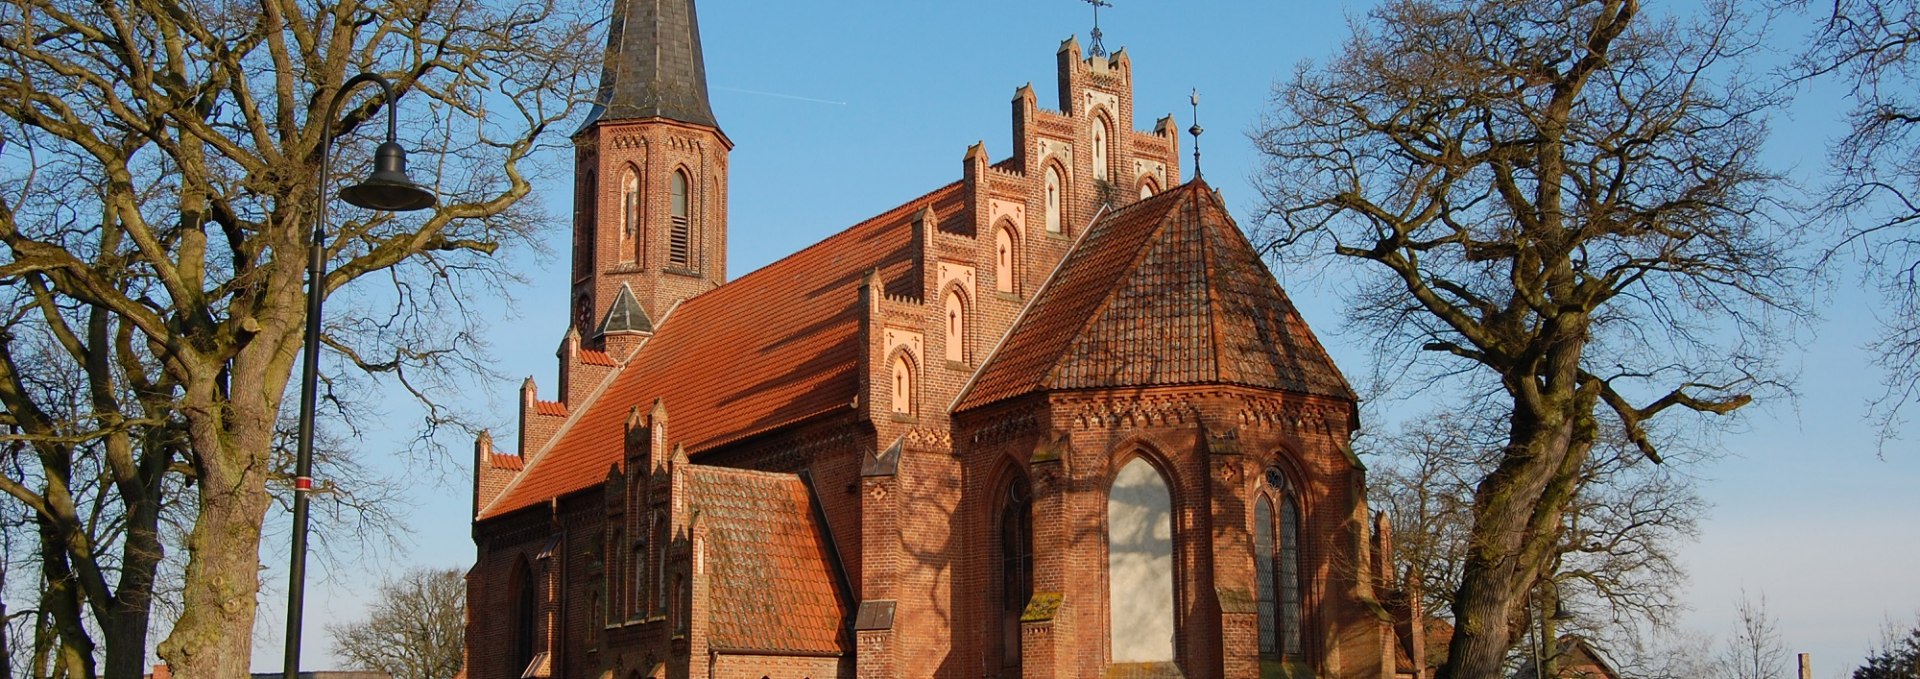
top-left (1082, 0), bottom-right (1113, 57)
top-left (1189, 88), bottom-right (1204, 179)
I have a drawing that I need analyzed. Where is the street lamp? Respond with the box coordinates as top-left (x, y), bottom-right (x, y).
top-left (284, 72), bottom-right (435, 679)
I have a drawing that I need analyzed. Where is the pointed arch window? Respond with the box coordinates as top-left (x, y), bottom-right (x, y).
top-left (890, 352), bottom-right (915, 415)
top-left (669, 169), bottom-right (692, 268)
top-left (945, 289), bottom-right (968, 363)
top-left (1109, 456), bottom-right (1175, 663)
top-left (509, 557), bottom-right (536, 676)
top-left (1092, 117), bottom-right (1111, 182)
top-left (576, 170), bottom-right (597, 276)
top-left (999, 475), bottom-right (1033, 671)
top-left (994, 224), bottom-right (1018, 294)
top-left (1139, 178), bottom-right (1159, 200)
top-left (1255, 466), bottom-right (1305, 659)
top-left (632, 528), bottom-right (649, 619)
top-left (1044, 165), bottom-right (1064, 234)
top-left (620, 166), bottom-right (640, 263)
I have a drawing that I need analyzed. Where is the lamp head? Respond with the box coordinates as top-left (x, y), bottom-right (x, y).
top-left (340, 141), bottom-right (436, 212)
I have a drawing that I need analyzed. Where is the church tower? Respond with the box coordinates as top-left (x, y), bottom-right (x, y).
top-left (569, 0), bottom-right (729, 356)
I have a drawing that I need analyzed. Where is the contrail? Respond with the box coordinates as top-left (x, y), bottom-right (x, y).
top-left (713, 85), bottom-right (848, 106)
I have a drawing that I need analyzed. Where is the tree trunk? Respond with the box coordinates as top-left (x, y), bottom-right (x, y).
top-left (156, 377), bottom-right (276, 679)
top-left (1441, 403), bottom-right (1593, 679)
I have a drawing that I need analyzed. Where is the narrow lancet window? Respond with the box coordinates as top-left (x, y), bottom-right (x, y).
top-left (620, 166), bottom-right (640, 263)
top-left (945, 289), bottom-right (967, 363)
top-left (1092, 117), bottom-right (1110, 182)
top-left (890, 352), bottom-right (914, 415)
top-left (669, 169), bottom-right (691, 268)
top-left (995, 225), bottom-right (1017, 293)
top-left (1045, 165), bottom-right (1064, 234)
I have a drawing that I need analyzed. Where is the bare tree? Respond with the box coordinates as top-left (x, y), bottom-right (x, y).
top-left (1714, 593), bottom-right (1788, 679)
top-left (0, 0), bottom-right (601, 675)
top-left (1253, 1), bottom-right (1802, 677)
top-left (328, 567), bottom-right (465, 679)
top-left (1788, 0), bottom-right (1920, 432)
top-left (1368, 407), bottom-right (1704, 677)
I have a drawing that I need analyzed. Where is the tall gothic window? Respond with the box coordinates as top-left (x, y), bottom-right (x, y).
top-left (620, 166), bottom-right (640, 263)
top-left (1255, 466), bottom-right (1305, 659)
top-left (945, 289), bottom-right (967, 363)
top-left (669, 169), bottom-right (691, 268)
top-left (576, 170), bottom-right (596, 276)
top-left (510, 557), bottom-right (536, 676)
top-left (1092, 117), bottom-right (1110, 182)
top-left (654, 513), bottom-right (669, 614)
top-left (995, 224), bottom-right (1017, 294)
top-left (1109, 456), bottom-right (1174, 663)
top-left (1000, 475), bottom-right (1033, 671)
top-left (1044, 165), bottom-right (1064, 234)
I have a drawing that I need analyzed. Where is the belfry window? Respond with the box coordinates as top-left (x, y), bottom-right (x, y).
top-left (995, 225), bottom-right (1017, 294)
top-left (620, 166), bottom-right (640, 263)
top-left (1108, 456), bottom-right (1175, 663)
top-left (669, 169), bottom-right (691, 268)
top-left (945, 289), bottom-right (968, 363)
top-left (1044, 165), bottom-right (1064, 234)
top-left (576, 171), bottom-right (597, 276)
top-left (1092, 117), bottom-right (1110, 182)
top-left (1255, 466), bottom-right (1305, 658)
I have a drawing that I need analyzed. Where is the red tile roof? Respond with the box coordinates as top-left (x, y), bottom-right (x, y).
top-left (481, 182), bottom-right (966, 519)
top-left (488, 453), bottom-right (525, 471)
top-left (958, 180), bottom-right (1353, 411)
top-left (687, 466), bottom-right (849, 654)
top-left (533, 400), bottom-right (568, 417)
top-left (579, 349), bottom-right (617, 367)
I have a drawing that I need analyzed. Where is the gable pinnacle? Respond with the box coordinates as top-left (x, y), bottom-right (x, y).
top-left (584, 0), bottom-right (719, 130)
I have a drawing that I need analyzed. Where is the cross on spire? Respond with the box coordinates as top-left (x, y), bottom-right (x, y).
top-left (1189, 88), bottom-right (1204, 179)
top-left (1082, 0), bottom-right (1113, 57)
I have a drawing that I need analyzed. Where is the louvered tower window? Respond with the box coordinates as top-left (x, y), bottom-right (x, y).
top-left (669, 169), bottom-right (691, 267)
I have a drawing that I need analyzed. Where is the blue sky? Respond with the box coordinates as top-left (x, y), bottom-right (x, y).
top-left (257, 1), bottom-right (1920, 675)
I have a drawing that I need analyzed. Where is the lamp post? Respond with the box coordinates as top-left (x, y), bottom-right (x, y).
top-left (285, 72), bottom-right (436, 679)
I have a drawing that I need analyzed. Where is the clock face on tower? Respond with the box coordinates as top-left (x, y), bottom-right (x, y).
top-left (575, 293), bottom-right (592, 333)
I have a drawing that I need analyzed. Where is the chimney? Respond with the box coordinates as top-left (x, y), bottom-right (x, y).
top-left (1798, 653), bottom-right (1812, 679)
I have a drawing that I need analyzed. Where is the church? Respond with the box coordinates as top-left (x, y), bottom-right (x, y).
top-left (463, 1), bottom-right (1431, 678)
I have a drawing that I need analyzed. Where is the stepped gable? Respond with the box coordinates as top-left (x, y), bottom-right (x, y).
top-left (687, 466), bottom-right (849, 654)
top-left (481, 182), bottom-right (966, 519)
top-left (957, 180), bottom-right (1352, 411)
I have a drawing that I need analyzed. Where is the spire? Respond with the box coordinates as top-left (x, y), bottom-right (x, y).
top-left (584, 0), bottom-right (719, 130)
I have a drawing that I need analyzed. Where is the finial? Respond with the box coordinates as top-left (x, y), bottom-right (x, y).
top-left (1189, 88), bottom-right (1204, 179)
top-left (1082, 0), bottom-right (1113, 57)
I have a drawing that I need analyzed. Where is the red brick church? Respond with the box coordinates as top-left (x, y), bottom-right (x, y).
top-left (464, 1), bottom-right (1430, 677)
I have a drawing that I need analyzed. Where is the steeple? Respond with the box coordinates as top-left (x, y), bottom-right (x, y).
top-left (584, 0), bottom-right (719, 130)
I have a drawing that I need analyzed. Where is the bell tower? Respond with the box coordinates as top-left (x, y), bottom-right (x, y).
top-left (570, 0), bottom-right (730, 352)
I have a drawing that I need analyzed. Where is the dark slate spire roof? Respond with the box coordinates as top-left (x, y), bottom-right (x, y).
top-left (956, 180), bottom-right (1355, 411)
top-left (582, 0), bottom-right (718, 129)
top-left (599, 284), bottom-right (654, 335)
